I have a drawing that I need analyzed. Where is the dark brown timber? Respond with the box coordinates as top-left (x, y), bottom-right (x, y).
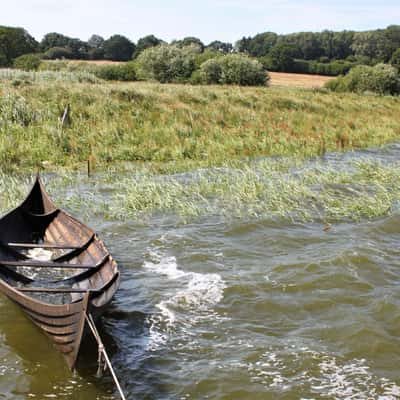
top-left (0, 175), bottom-right (120, 370)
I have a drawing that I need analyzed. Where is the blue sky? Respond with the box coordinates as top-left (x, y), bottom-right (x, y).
top-left (3, 0), bottom-right (400, 44)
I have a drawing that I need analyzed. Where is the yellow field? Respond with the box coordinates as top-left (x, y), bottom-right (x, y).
top-left (269, 72), bottom-right (334, 88)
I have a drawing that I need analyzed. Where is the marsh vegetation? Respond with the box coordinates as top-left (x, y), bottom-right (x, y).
top-left (1, 76), bottom-right (400, 173)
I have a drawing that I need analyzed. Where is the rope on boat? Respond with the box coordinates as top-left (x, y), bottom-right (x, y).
top-left (85, 313), bottom-right (127, 400)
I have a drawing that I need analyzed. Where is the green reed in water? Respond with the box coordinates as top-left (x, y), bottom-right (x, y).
top-left (1, 158), bottom-right (399, 224)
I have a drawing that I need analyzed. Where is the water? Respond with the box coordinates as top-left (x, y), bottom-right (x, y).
top-left (1, 145), bottom-right (400, 399)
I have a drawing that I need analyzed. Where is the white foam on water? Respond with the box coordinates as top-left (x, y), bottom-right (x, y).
top-left (246, 346), bottom-right (400, 399)
top-left (143, 252), bottom-right (186, 281)
top-left (143, 250), bottom-right (226, 351)
top-left (314, 356), bottom-right (400, 400)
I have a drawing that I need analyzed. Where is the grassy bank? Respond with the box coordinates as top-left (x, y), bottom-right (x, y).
top-left (0, 74), bottom-right (400, 172)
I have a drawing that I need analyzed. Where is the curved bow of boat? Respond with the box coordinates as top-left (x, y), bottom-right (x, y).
top-left (0, 174), bottom-right (120, 369)
top-left (21, 174), bottom-right (58, 216)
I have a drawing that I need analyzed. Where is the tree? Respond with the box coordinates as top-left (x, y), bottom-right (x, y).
top-left (136, 44), bottom-right (197, 83)
top-left (331, 30), bottom-right (354, 59)
top-left (88, 34), bottom-right (104, 49)
top-left (40, 32), bottom-right (71, 51)
top-left (235, 36), bottom-right (252, 53)
top-left (277, 32), bottom-right (323, 60)
top-left (87, 35), bottom-right (104, 59)
top-left (173, 37), bottom-right (204, 52)
top-left (67, 38), bottom-right (89, 59)
top-left (132, 35), bottom-right (163, 59)
top-left (351, 31), bottom-right (383, 61)
top-left (390, 48), bottom-right (400, 70)
top-left (268, 44), bottom-right (298, 71)
top-left (0, 53), bottom-right (7, 67)
top-left (0, 26), bottom-right (38, 66)
top-left (382, 25), bottom-right (400, 61)
top-left (247, 32), bottom-right (277, 57)
top-left (40, 33), bottom-right (89, 59)
top-left (206, 41), bottom-right (233, 53)
top-left (103, 35), bottom-right (135, 61)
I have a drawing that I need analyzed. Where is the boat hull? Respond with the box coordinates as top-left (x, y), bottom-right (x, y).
top-left (0, 176), bottom-right (120, 369)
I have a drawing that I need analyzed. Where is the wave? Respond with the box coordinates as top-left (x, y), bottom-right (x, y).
top-left (143, 250), bottom-right (226, 351)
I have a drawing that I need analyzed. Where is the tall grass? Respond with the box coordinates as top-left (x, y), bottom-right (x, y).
top-left (0, 68), bottom-right (100, 84)
top-left (1, 159), bottom-right (399, 224)
top-left (0, 76), bottom-right (400, 172)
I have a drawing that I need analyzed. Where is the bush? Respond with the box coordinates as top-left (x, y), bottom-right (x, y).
top-left (194, 49), bottom-right (221, 68)
top-left (46, 47), bottom-right (74, 60)
top-left (136, 44), bottom-right (197, 83)
top-left (199, 54), bottom-right (268, 86)
top-left (13, 54), bottom-right (42, 71)
top-left (94, 63), bottom-right (136, 81)
top-left (325, 63), bottom-right (400, 95)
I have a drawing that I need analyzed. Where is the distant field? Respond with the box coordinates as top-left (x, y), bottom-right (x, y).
top-left (269, 72), bottom-right (334, 88)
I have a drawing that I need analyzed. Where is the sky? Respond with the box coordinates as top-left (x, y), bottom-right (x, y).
top-left (2, 0), bottom-right (400, 44)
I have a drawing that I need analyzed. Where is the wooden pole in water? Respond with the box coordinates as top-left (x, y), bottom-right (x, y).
top-left (87, 153), bottom-right (95, 178)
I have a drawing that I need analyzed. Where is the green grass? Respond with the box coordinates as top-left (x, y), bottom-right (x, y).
top-left (1, 74), bottom-right (400, 172)
top-left (1, 159), bottom-right (399, 224)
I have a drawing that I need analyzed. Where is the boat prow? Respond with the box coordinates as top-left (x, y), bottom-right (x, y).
top-left (0, 175), bottom-right (120, 369)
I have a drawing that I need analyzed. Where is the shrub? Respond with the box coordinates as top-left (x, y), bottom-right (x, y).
top-left (136, 44), bottom-right (197, 83)
top-left (94, 63), bottom-right (136, 81)
top-left (46, 47), bottom-right (74, 60)
top-left (13, 54), bottom-right (42, 71)
top-left (194, 49), bottom-right (221, 68)
top-left (325, 63), bottom-right (400, 95)
top-left (199, 54), bottom-right (268, 86)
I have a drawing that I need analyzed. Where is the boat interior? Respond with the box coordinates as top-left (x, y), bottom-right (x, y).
top-left (0, 178), bottom-right (119, 306)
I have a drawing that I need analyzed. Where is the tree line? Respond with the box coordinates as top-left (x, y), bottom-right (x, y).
top-left (1, 25), bottom-right (400, 74)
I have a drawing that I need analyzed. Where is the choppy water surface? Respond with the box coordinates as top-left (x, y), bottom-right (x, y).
top-left (1, 145), bottom-right (400, 399)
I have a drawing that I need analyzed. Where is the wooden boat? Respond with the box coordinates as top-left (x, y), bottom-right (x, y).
top-left (0, 175), bottom-right (120, 370)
